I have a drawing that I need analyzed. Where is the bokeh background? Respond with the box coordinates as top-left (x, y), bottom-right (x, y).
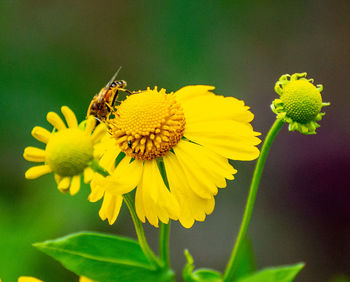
top-left (1, 1), bottom-right (349, 281)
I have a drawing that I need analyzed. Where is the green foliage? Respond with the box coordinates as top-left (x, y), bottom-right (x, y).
top-left (237, 263), bottom-right (305, 282)
top-left (34, 232), bottom-right (173, 282)
top-left (183, 249), bottom-right (223, 282)
top-left (231, 237), bottom-right (256, 280)
top-left (330, 274), bottom-right (350, 282)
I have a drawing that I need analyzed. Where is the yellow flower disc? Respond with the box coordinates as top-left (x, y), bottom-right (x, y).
top-left (46, 128), bottom-right (93, 176)
top-left (110, 88), bottom-right (186, 160)
top-left (281, 80), bottom-right (322, 124)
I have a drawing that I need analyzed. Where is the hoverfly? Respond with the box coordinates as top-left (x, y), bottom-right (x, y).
top-left (87, 67), bottom-right (129, 123)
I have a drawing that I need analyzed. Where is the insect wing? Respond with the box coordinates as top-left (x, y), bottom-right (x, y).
top-left (104, 66), bottom-right (122, 89)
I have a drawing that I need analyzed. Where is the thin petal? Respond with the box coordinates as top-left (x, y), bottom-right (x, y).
top-left (108, 157), bottom-right (143, 195)
top-left (58, 177), bottom-right (71, 193)
top-left (88, 174), bottom-right (105, 202)
top-left (61, 106), bottom-right (78, 128)
top-left (85, 116), bottom-right (96, 135)
top-left (79, 277), bottom-right (95, 282)
top-left (25, 165), bottom-right (52, 179)
top-left (164, 153), bottom-right (215, 228)
top-left (31, 126), bottom-right (51, 143)
top-left (99, 193), bottom-right (123, 225)
top-left (54, 173), bottom-right (62, 184)
top-left (83, 167), bottom-right (94, 183)
top-left (46, 112), bottom-right (66, 130)
top-left (135, 183), bottom-right (146, 223)
top-left (70, 175), bottom-right (81, 195)
top-left (18, 277), bottom-right (43, 282)
top-left (174, 85), bottom-right (215, 104)
top-left (23, 147), bottom-right (45, 162)
top-left (91, 123), bottom-right (107, 144)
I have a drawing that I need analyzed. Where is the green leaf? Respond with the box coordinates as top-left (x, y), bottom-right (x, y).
top-left (237, 263), bottom-right (305, 282)
top-left (330, 274), bottom-right (350, 282)
top-left (232, 237), bottom-right (256, 280)
top-left (183, 249), bottom-right (223, 282)
top-left (34, 232), bottom-right (173, 282)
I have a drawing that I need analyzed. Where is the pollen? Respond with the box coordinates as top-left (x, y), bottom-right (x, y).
top-left (46, 128), bottom-right (94, 176)
top-left (281, 79), bottom-right (322, 124)
top-left (109, 87), bottom-right (186, 160)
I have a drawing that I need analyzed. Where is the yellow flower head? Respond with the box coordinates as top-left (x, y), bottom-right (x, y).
top-left (91, 86), bottom-right (261, 228)
top-left (23, 106), bottom-right (106, 195)
top-left (271, 73), bottom-right (330, 134)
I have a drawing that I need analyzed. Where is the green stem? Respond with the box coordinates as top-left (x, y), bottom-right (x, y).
top-left (159, 222), bottom-right (171, 268)
top-left (223, 119), bottom-right (284, 282)
top-left (123, 193), bottom-right (161, 268)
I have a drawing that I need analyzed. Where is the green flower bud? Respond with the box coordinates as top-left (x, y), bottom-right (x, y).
top-left (271, 73), bottom-right (330, 135)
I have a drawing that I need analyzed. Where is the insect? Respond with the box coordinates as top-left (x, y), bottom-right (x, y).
top-left (87, 67), bottom-right (129, 123)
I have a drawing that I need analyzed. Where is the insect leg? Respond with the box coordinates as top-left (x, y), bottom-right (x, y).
top-left (120, 89), bottom-right (142, 95)
top-left (111, 89), bottom-right (119, 106)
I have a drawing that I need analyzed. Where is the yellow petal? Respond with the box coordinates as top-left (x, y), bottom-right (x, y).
top-left (54, 173), bottom-right (62, 184)
top-left (174, 85), bottom-right (215, 104)
top-left (184, 120), bottom-right (261, 161)
top-left (98, 145), bottom-right (121, 173)
top-left (135, 183), bottom-right (146, 223)
top-left (173, 141), bottom-right (218, 198)
top-left (138, 180), bottom-right (158, 227)
top-left (61, 106), bottom-right (78, 128)
top-left (23, 147), bottom-right (45, 162)
top-left (164, 152), bottom-right (215, 228)
top-left (25, 165), bottom-right (52, 179)
top-left (58, 177), bottom-right (71, 193)
top-left (99, 193), bottom-right (123, 225)
top-left (70, 175), bottom-right (81, 195)
top-left (136, 160), bottom-right (180, 227)
top-left (31, 126), bottom-right (51, 143)
top-left (79, 276), bottom-right (95, 282)
top-left (181, 94), bottom-right (255, 124)
top-left (172, 139), bottom-right (237, 203)
top-left (85, 116), bottom-right (96, 135)
top-left (88, 174), bottom-right (105, 202)
top-left (108, 157), bottom-right (143, 195)
top-left (84, 167), bottom-right (94, 183)
top-left (18, 277), bottom-right (43, 282)
top-left (46, 111), bottom-right (66, 130)
top-left (91, 123), bottom-right (107, 144)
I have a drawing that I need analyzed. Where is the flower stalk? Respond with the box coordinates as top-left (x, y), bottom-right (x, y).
top-left (159, 222), bottom-right (171, 268)
top-left (223, 118), bottom-right (285, 281)
top-left (123, 193), bottom-right (162, 269)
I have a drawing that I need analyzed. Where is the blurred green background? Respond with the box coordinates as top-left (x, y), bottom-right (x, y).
top-left (1, 1), bottom-right (349, 281)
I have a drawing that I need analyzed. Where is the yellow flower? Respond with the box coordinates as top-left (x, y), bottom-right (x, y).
top-left (17, 276), bottom-right (94, 282)
top-left (271, 73), bottom-right (330, 134)
top-left (91, 86), bottom-right (261, 228)
top-left (23, 106), bottom-right (106, 195)
top-left (18, 277), bottom-right (43, 282)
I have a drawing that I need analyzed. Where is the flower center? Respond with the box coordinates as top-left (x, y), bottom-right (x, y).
top-left (109, 87), bottom-right (186, 160)
top-left (281, 80), bottom-right (322, 124)
top-left (46, 128), bottom-right (93, 176)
